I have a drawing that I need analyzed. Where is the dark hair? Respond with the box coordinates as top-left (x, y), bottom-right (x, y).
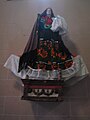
top-left (40, 8), bottom-right (55, 17)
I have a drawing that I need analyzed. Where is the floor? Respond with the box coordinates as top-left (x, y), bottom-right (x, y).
top-left (0, 0), bottom-right (90, 120)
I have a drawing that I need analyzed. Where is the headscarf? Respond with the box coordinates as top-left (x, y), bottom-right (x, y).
top-left (18, 8), bottom-right (55, 72)
top-left (24, 8), bottom-right (55, 53)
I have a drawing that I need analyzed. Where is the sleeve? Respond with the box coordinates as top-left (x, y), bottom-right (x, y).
top-left (50, 15), bottom-right (68, 35)
top-left (59, 16), bottom-right (68, 35)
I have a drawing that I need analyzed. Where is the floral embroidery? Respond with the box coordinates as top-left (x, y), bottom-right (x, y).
top-left (37, 39), bottom-right (73, 70)
top-left (38, 48), bottom-right (48, 58)
top-left (38, 63), bottom-right (46, 69)
top-left (58, 53), bottom-right (62, 58)
top-left (52, 63), bottom-right (58, 69)
top-left (51, 48), bottom-right (55, 57)
top-left (65, 61), bottom-right (73, 68)
top-left (47, 41), bottom-right (52, 49)
top-left (45, 16), bottom-right (52, 25)
top-left (41, 16), bottom-right (53, 29)
top-left (61, 54), bottom-right (67, 60)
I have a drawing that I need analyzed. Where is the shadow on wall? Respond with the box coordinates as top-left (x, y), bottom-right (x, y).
top-left (62, 34), bottom-right (80, 55)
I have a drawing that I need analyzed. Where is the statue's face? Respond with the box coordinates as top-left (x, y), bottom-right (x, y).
top-left (46, 8), bottom-right (51, 16)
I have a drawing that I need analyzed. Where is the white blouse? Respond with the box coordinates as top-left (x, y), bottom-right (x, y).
top-left (51, 15), bottom-right (68, 35)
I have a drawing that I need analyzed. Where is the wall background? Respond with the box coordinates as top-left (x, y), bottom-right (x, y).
top-left (0, 0), bottom-right (90, 120)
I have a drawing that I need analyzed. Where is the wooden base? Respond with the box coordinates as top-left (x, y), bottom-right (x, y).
top-left (21, 79), bottom-right (64, 102)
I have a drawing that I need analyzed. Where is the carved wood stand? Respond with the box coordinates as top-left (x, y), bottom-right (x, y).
top-left (21, 79), bottom-right (64, 102)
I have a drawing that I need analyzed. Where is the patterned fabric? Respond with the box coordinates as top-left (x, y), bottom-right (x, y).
top-left (18, 9), bottom-right (72, 73)
top-left (37, 40), bottom-right (73, 70)
top-left (40, 16), bottom-right (53, 29)
top-left (29, 16), bottom-right (73, 71)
